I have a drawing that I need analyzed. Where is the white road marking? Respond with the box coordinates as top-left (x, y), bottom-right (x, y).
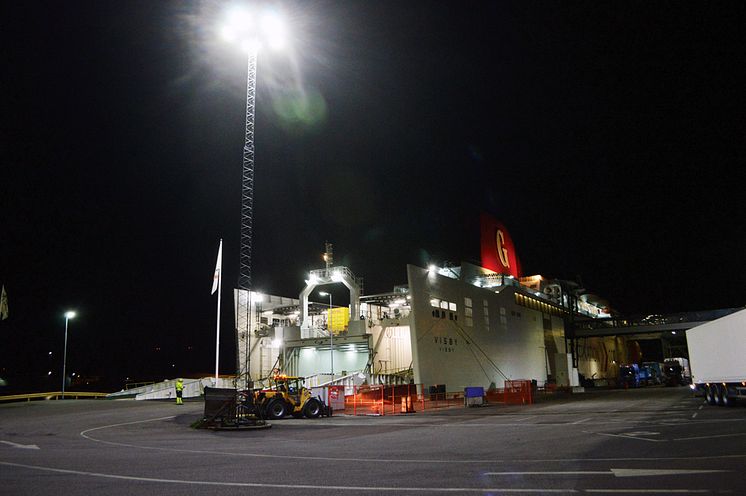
top-left (612, 468), bottom-right (725, 477)
top-left (691, 412), bottom-right (698, 418)
top-left (79, 415), bottom-right (176, 439)
top-left (515, 416), bottom-right (535, 421)
top-left (585, 490), bottom-right (710, 494)
top-left (0, 440), bottom-right (39, 450)
top-left (485, 469), bottom-right (727, 478)
top-left (674, 432), bottom-right (746, 442)
top-left (584, 431), bottom-right (664, 443)
top-left (572, 418), bottom-right (592, 424)
top-left (78, 416), bottom-right (746, 464)
top-left (698, 405), bottom-right (704, 410)
top-left (0, 461), bottom-right (577, 493)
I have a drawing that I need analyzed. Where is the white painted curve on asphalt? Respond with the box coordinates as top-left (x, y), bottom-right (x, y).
top-left (78, 415), bottom-right (746, 464)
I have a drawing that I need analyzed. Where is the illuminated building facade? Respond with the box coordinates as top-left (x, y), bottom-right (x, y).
top-left (234, 214), bottom-right (619, 390)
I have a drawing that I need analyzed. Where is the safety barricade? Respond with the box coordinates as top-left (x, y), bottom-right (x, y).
top-left (345, 384), bottom-right (420, 416)
top-left (329, 384), bottom-right (467, 416)
top-left (314, 383), bottom-right (538, 416)
top-left (504, 379), bottom-right (533, 405)
top-left (485, 388), bottom-right (505, 404)
top-left (310, 382), bottom-right (535, 415)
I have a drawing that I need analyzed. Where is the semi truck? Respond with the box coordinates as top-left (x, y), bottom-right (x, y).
top-left (686, 307), bottom-right (746, 406)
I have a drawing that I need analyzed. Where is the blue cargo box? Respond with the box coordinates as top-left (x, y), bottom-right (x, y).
top-left (464, 386), bottom-right (484, 398)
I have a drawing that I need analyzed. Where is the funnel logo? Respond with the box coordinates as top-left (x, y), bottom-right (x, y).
top-left (480, 214), bottom-right (521, 278)
top-left (496, 229), bottom-right (510, 268)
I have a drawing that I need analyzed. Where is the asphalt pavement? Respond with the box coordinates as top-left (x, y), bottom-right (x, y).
top-left (1, 387), bottom-right (744, 495)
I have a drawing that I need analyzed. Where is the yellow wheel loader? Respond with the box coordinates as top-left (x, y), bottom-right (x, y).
top-left (255, 375), bottom-right (331, 420)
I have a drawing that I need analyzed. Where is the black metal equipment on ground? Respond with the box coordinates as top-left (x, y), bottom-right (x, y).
top-left (197, 387), bottom-right (271, 430)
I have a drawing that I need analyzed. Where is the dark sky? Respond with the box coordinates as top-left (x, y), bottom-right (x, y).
top-left (2, 1), bottom-right (745, 389)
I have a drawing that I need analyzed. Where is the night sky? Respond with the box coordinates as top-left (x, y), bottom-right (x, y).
top-left (2, 1), bottom-right (745, 391)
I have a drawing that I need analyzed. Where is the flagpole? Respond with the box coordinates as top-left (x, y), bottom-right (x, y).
top-left (215, 267), bottom-right (221, 383)
top-left (213, 239), bottom-right (223, 384)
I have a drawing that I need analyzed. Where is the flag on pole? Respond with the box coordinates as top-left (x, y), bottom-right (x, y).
top-left (211, 240), bottom-right (222, 295)
top-left (211, 239), bottom-right (223, 382)
top-left (0, 285), bottom-right (8, 320)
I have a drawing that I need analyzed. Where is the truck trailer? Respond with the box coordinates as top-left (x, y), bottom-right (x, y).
top-left (686, 307), bottom-right (746, 406)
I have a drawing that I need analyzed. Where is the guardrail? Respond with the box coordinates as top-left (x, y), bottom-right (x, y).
top-left (0, 391), bottom-right (109, 403)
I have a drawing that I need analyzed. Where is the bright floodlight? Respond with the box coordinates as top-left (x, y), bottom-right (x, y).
top-left (65, 311), bottom-right (76, 319)
top-left (318, 291), bottom-right (329, 297)
top-left (220, 7), bottom-right (286, 52)
top-left (226, 7), bottom-right (252, 30)
top-left (261, 11), bottom-right (286, 50)
top-left (241, 39), bottom-right (261, 54)
top-left (221, 25), bottom-right (236, 43)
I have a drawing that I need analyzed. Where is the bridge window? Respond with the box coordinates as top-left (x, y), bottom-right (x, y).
top-left (465, 297), bottom-right (473, 327)
top-left (483, 300), bottom-right (490, 327)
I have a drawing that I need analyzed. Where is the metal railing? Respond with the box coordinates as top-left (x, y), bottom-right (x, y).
top-left (573, 308), bottom-right (740, 331)
top-left (0, 391), bottom-right (109, 403)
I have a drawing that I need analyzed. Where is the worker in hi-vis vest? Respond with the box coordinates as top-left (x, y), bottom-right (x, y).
top-left (175, 378), bottom-right (184, 405)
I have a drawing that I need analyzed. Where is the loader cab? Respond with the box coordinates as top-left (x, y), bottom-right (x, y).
top-left (284, 377), bottom-right (302, 404)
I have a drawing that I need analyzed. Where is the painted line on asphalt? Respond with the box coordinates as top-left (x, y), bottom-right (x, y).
top-left (0, 440), bottom-right (39, 450)
top-left (0, 461), bottom-right (577, 493)
top-left (674, 432), bottom-right (746, 442)
top-left (78, 416), bottom-right (746, 465)
top-left (79, 416), bottom-right (176, 445)
top-left (698, 405), bottom-right (704, 410)
top-left (80, 415), bottom-right (176, 436)
top-left (514, 416), bottom-right (535, 421)
top-left (691, 413), bottom-right (698, 419)
top-left (583, 431), bottom-right (665, 443)
top-left (585, 490), bottom-right (710, 494)
top-left (486, 469), bottom-right (728, 478)
top-left (572, 418), bottom-right (592, 424)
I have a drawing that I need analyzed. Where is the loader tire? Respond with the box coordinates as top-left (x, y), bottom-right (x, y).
top-left (266, 399), bottom-right (287, 419)
top-left (303, 399), bottom-right (322, 419)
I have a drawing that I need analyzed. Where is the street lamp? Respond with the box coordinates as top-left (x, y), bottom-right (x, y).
top-left (318, 291), bottom-right (333, 379)
top-left (62, 310), bottom-right (76, 399)
top-left (219, 7), bottom-right (287, 291)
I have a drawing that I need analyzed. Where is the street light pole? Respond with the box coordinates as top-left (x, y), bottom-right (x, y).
top-left (61, 311), bottom-right (76, 399)
top-left (319, 292), bottom-right (333, 379)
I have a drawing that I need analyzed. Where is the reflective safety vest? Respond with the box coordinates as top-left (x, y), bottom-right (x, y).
top-left (175, 380), bottom-right (183, 391)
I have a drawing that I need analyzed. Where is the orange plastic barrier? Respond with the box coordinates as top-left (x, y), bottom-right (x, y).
top-left (338, 384), bottom-right (466, 416)
top-left (485, 388), bottom-right (505, 404)
top-left (504, 379), bottom-right (533, 405)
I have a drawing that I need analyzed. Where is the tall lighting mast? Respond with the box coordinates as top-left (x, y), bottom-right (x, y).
top-left (239, 47), bottom-right (257, 291)
top-left (220, 7), bottom-right (285, 289)
top-left (220, 6), bottom-right (287, 387)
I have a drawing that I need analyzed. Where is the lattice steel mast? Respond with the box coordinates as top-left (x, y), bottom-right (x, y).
top-left (239, 50), bottom-right (257, 291)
